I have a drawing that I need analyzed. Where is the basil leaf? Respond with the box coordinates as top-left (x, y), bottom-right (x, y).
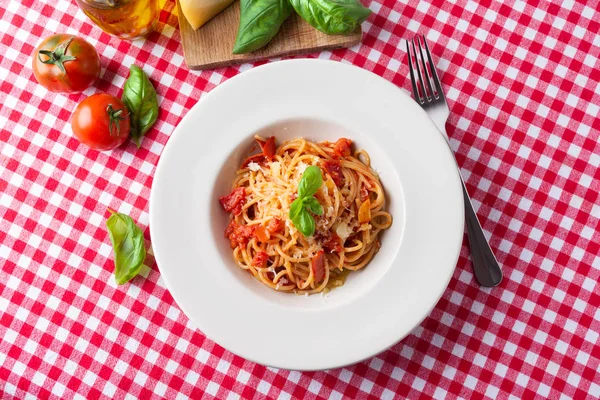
top-left (122, 65), bottom-right (159, 147)
top-left (233, 0), bottom-right (293, 54)
top-left (106, 210), bottom-right (146, 285)
top-left (298, 166), bottom-right (322, 198)
top-left (297, 209), bottom-right (316, 237)
top-left (290, 167), bottom-right (324, 237)
top-left (303, 196), bottom-right (323, 215)
top-left (289, 0), bottom-right (371, 35)
top-left (290, 197), bottom-right (305, 220)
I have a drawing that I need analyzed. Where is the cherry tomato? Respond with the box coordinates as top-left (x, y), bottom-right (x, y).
top-left (311, 250), bottom-right (325, 282)
top-left (71, 94), bottom-right (131, 151)
top-left (32, 34), bottom-right (100, 93)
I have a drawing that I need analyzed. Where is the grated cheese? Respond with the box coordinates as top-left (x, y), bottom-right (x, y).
top-left (248, 162), bottom-right (261, 172)
top-left (327, 206), bottom-right (334, 218)
top-left (286, 219), bottom-right (298, 235)
top-left (335, 221), bottom-right (353, 241)
top-left (270, 161), bottom-right (281, 177)
top-left (297, 162), bottom-right (308, 175)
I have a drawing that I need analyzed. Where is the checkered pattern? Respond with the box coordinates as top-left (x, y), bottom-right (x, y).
top-left (1, 0), bottom-right (599, 398)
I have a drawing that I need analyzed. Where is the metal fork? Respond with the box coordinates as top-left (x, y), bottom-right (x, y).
top-left (406, 35), bottom-right (503, 287)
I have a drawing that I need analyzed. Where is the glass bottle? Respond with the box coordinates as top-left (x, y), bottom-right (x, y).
top-left (75, 0), bottom-right (158, 40)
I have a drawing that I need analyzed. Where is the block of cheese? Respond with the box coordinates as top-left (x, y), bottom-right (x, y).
top-left (179, 0), bottom-right (236, 30)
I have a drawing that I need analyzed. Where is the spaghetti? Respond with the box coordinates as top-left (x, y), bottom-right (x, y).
top-left (219, 136), bottom-right (393, 294)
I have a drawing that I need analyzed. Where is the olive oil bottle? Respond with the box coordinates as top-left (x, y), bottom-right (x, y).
top-left (75, 0), bottom-right (158, 40)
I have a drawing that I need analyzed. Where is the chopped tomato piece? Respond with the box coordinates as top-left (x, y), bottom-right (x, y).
top-left (253, 218), bottom-right (282, 243)
top-left (311, 250), bottom-right (326, 283)
top-left (333, 138), bottom-right (352, 158)
top-left (242, 136), bottom-right (277, 166)
top-left (258, 136), bottom-right (276, 160)
top-left (360, 185), bottom-right (369, 202)
top-left (225, 219), bottom-right (235, 238)
top-left (322, 233), bottom-right (343, 253)
top-left (252, 251), bottom-right (269, 267)
top-left (358, 199), bottom-right (371, 224)
top-left (242, 153), bottom-right (266, 168)
top-left (254, 225), bottom-right (269, 242)
top-left (323, 160), bottom-right (344, 187)
top-left (225, 220), bottom-right (255, 249)
top-left (219, 187), bottom-right (247, 215)
top-left (266, 217), bottom-right (283, 234)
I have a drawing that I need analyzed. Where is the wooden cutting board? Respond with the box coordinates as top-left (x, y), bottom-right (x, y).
top-left (176, 1), bottom-right (362, 70)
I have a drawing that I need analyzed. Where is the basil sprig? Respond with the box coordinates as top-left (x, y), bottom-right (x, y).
top-left (289, 166), bottom-right (324, 237)
top-left (106, 209), bottom-right (146, 285)
top-left (289, 0), bottom-right (371, 35)
top-left (233, 0), bottom-right (293, 54)
top-left (233, 0), bottom-right (371, 53)
top-left (122, 65), bottom-right (159, 147)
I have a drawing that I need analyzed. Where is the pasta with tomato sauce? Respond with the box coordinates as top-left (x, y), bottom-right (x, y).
top-left (220, 136), bottom-right (392, 294)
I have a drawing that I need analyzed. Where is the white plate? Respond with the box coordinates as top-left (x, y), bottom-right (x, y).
top-left (150, 59), bottom-right (464, 371)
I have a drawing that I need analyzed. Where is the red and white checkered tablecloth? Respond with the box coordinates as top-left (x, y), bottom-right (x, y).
top-left (1, 0), bottom-right (599, 397)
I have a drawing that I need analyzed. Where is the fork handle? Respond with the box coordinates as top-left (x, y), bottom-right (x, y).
top-left (461, 180), bottom-right (503, 287)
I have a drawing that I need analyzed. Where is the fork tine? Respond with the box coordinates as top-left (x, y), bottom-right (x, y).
top-left (416, 36), bottom-right (436, 100)
top-left (411, 38), bottom-right (428, 104)
top-left (406, 40), bottom-right (422, 104)
top-left (422, 35), bottom-right (445, 101)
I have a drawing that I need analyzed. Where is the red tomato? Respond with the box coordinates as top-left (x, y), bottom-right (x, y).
top-left (323, 160), bottom-right (344, 187)
top-left (242, 153), bottom-right (266, 168)
top-left (252, 252), bottom-right (269, 267)
top-left (254, 225), bottom-right (270, 243)
top-left (242, 136), bottom-right (277, 166)
top-left (322, 233), bottom-right (343, 253)
top-left (225, 220), bottom-right (256, 249)
top-left (219, 187), bottom-right (247, 215)
top-left (32, 34), bottom-right (100, 93)
top-left (333, 138), bottom-right (352, 158)
top-left (259, 136), bottom-right (276, 160)
top-left (71, 94), bottom-right (130, 151)
top-left (311, 250), bottom-right (326, 282)
top-left (266, 217), bottom-right (283, 235)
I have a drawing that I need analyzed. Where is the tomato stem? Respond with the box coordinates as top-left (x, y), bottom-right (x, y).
top-left (37, 35), bottom-right (77, 75)
top-left (106, 104), bottom-right (126, 137)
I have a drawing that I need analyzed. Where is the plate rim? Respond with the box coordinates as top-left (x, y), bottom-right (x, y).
top-left (150, 59), bottom-right (464, 371)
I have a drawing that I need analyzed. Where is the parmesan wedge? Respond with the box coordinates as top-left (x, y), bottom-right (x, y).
top-left (179, 0), bottom-right (235, 30)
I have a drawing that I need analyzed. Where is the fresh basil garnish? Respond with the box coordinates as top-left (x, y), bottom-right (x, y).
top-left (298, 208), bottom-right (316, 236)
top-left (298, 165), bottom-right (322, 198)
top-left (290, 198), bottom-right (305, 220)
top-left (289, 0), bottom-right (371, 35)
top-left (289, 166), bottom-right (324, 237)
top-left (122, 65), bottom-right (159, 147)
top-left (302, 196), bottom-right (323, 215)
top-left (106, 209), bottom-right (146, 285)
top-left (233, 0), bottom-right (293, 54)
